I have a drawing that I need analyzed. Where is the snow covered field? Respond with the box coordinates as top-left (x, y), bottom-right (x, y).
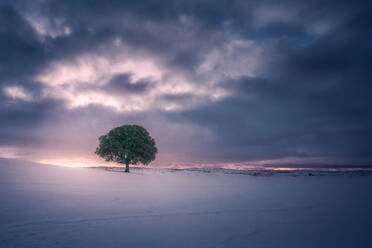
top-left (1, 158), bottom-right (372, 248)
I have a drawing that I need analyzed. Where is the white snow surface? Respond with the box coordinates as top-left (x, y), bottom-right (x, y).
top-left (0, 158), bottom-right (371, 248)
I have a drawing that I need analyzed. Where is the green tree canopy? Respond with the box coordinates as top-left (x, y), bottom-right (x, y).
top-left (95, 125), bottom-right (157, 172)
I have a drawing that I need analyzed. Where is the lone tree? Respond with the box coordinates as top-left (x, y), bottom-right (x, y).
top-left (95, 125), bottom-right (157, 173)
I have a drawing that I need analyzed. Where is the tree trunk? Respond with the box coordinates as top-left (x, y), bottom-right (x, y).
top-left (125, 162), bottom-right (130, 173)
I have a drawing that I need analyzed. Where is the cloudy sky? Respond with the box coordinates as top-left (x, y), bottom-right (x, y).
top-left (1, 0), bottom-right (371, 167)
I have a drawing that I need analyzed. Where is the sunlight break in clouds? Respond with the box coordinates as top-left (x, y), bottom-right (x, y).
top-left (35, 43), bottom-right (250, 113)
top-left (36, 54), bottom-right (164, 111)
top-left (26, 16), bottom-right (71, 39)
top-left (37, 55), bottom-right (163, 87)
top-left (3, 86), bottom-right (33, 101)
top-left (0, 146), bottom-right (23, 159)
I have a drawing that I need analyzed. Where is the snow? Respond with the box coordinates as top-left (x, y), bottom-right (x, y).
top-left (1, 158), bottom-right (372, 248)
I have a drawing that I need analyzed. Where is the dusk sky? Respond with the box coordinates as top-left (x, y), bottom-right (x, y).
top-left (1, 0), bottom-right (371, 167)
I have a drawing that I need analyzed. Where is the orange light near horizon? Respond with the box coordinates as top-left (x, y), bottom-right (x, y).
top-left (36, 158), bottom-right (118, 168)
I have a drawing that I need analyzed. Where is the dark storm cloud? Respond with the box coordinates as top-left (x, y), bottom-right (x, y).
top-left (0, 3), bottom-right (52, 147)
top-left (161, 93), bottom-right (198, 104)
top-left (0, 97), bottom-right (64, 146)
top-left (166, 5), bottom-right (372, 163)
top-left (104, 73), bottom-right (150, 94)
top-left (0, 3), bottom-right (46, 84)
top-left (1, 0), bottom-right (372, 165)
top-left (167, 76), bottom-right (372, 162)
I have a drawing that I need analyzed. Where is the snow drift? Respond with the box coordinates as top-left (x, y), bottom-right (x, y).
top-left (0, 158), bottom-right (371, 248)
